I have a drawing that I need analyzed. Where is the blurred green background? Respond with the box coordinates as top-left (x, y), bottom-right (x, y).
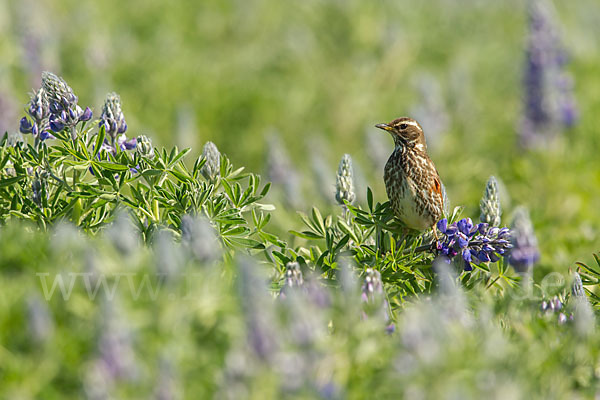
top-left (1, 0), bottom-right (599, 274)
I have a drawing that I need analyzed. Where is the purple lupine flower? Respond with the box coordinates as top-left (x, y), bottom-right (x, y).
top-left (97, 301), bottom-right (138, 382)
top-left (520, 0), bottom-right (577, 147)
top-left (237, 257), bottom-right (279, 361)
top-left (361, 268), bottom-right (395, 333)
top-left (19, 88), bottom-right (54, 142)
top-left (100, 92), bottom-right (127, 144)
top-left (541, 296), bottom-right (562, 312)
top-left (436, 218), bottom-right (512, 271)
top-left (27, 295), bottom-right (54, 343)
top-left (41, 72), bottom-right (91, 137)
top-left (117, 133), bottom-right (137, 151)
top-left (508, 207), bottom-right (539, 273)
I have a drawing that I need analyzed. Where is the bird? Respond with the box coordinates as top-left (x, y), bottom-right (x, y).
top-left (375, 117), bottom-right (444, 233)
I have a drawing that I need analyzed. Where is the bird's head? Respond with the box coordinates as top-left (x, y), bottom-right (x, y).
top-left (375, 117), bottom-right (427, 151)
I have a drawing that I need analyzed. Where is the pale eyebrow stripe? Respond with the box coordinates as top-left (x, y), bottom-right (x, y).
top-left (402, 120), bottom-right (420, 127)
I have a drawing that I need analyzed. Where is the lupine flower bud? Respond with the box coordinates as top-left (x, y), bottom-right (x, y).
top-left (136, 134), bottom-right (154, 158)
top-left (42, 71), bottom-right (77, 107)
top-left (479, 176), bottom-right (502, 227)
top-left (572, 271), bottom-right (585, 299)
top-left (200, 141), bottom-right (220, 181)
top-left (283, 261), bottom-right (303, 289)
top-left (335, 154), bottom-right (355, 206)
top-left (100, 92), bottom-right (127, 142)
top-left (508, 207), bottom-right (540, 273)
top-left (41, 71), bottom-right (90, 134)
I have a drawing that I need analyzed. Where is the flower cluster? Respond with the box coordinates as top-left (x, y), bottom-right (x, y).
top-left (436, 218), bottom-right (512, 271)
top-left (520, 0), bottom-right (577, 147)
top-left (19, 88), bottom-right (53, 142)
top-left (95, 92), bottom-right (138, 156)
top-left (335, 153), bottom-right (355, 206)
top-left (99, 92), bottom-right (127, 143)
top-left (41, 71), bottom-right (92, 135)
top-left (361, 268), bottom-right (394, 333)
top-left (541, 296), bottom-right (570, 324)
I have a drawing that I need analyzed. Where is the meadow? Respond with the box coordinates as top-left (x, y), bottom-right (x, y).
top-left (1, 0), bottom-right (600, 398)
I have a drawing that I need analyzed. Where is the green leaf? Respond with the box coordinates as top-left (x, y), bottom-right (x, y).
top-left (95, 161), bottom-right (131, 171)
top-left (290, 230), bottom-right (323, 240)
top-left (0, 175), bottom-right (25, 187)
top-left (367, 187), bottom-right (374, 212)
top-left (93, 125), bottom-right (106, 158)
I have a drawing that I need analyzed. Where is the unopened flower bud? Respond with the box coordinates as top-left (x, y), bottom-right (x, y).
top-left (200, 141), bottom-right (220, 181)
top-left (335, 154), bottom-right (355, 206)
top-left (136, 135), bottom-right (155, 158)
top-left (480, 176), bottom-right (501, 226)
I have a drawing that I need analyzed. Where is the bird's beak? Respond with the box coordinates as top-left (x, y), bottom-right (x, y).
top-left (375, 123), bottom-right (392, 131)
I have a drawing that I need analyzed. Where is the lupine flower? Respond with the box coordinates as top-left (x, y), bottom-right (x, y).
top-left (41, 71), bottom-right (91, 135)
top-left (106, 211), bottom-right (139, 256)
top-left (361, 268), bottom-right (394, 333)
top-left (200, 141), bottom-right (220, 181)
top-left (117, 133), bottom-right (137, 151)
top-left (136, 134), bottom-right (155, 158)
top-left (27, 295), bottom-right (54, 343)
top-left (571, 271), bottom-right (585, 299)
top-left (409, 73), bottom-right (449, 151)
top-left (508, 207), bottom-right (540, 273)
top-left (180, 215), bottom-right (220, 263)
top-left (541, 296), bottom-right (573, 325)
top-left (436, 218), bottom-right (512, 271)
top-left (520, 0), bottom-right (577, 147)
top-left (31, 173), bottom-right (43, 206)
top-left (540, 296), bottom-right (562, 312)
top-left (479, 176), bottom-right (502, 227)
top-left (237, 257), bottom-right (279, 361)
top-left (280, 261), bottom-right (304, 299)
top-left (19, 88), bottom-right (54, 142)
top-left (335, 154), bottom-right (355, 206)
top-left (97, 299), bottom-right (138, 381)
top-left (265, 132), bottom-right (302, 208)
top-left (100, 92), bottom-right (127, 143)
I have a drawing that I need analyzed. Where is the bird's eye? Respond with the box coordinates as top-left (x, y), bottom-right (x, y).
top-left (399, 123), bottom-right (408, 130)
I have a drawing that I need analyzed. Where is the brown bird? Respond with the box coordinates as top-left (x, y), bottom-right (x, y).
top-left (375, 117), bottom-right (444, 232)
